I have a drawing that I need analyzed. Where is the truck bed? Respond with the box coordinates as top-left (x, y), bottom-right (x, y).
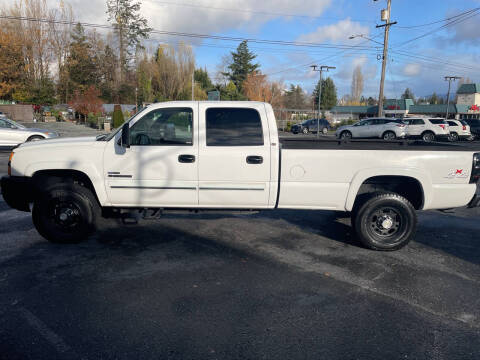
top-left (279, 138), bottom-right (480, 151)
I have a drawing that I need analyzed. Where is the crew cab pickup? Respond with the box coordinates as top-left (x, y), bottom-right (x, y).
top-left (2, 101), bottom-right (480, 251)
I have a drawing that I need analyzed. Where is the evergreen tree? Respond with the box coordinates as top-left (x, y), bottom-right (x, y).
top-left (220, 81), bottom-right (246, 100)
top-left (313, 77), bottom-right (337, 111)
top-left (106, 0), bottom-right (151, 82)
top-left (283, 84), bottom-right (307, 109)
top-left (429, 92), bottom-right (438, 104)
top-left (194, 68), bottom-right (213, 91)
top-left (65, 23), bottom-right (97, 95)
top-left (226, 40), bottom-right (259, 92)
top-left (401, 88), bottom-right (415, 101)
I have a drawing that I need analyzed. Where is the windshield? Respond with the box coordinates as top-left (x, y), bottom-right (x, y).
top-left (103, 106), bottom-right (148, 141)
top-left (6, 118), bottom-right (26, 129)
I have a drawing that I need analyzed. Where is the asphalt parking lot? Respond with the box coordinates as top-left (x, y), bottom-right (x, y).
top-left (0, 123), bottom-right (479, 359)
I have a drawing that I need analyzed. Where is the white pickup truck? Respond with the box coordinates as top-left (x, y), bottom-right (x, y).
top-left (2, 101), bottom-right (480, 250)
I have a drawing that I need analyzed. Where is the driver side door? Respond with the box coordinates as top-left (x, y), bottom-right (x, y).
top-left (103, 105), bottom-right (199, 207)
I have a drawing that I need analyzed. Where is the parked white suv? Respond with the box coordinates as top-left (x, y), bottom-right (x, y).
top-left (446, 120), bottom-right (472, 141)
top-left (403, 117), bottom-right (450, 142)
top-left (336, 118), bottom-right (407, 140)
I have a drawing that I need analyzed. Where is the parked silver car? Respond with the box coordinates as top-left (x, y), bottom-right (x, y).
top-left (0, 118), bottom-right (58, 146)
top-left (335, 118), bottom-right (407, 140)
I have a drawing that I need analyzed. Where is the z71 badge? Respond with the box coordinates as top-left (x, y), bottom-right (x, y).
top-left (445, 169), bottom-right (469, 179)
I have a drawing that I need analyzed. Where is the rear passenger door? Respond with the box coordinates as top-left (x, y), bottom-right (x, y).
top-left (198, 104), bottom-right (272, 208)
top-left (407, 118), bottom-right (425, 136)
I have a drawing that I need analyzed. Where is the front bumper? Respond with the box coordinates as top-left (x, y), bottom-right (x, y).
top-left (468, 182), bottom-right (480, 208)
top-left (1, 176), bottom-right (33, 212)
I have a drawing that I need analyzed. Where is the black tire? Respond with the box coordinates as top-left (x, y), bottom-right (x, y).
top-left (340, 131), bottom-right (352, 140)
top-left (352, 193), bottom-right (417, 251)
top-left (421, 131), bottom-right (435, 142)
top-left (448, 132), bottom-right (459, 142)
top-left (27, 135), bottom-right (45, 142)
top-left (382, 131), bottom-right (396, 141)
top-left (302, 127), bottom-right (309, 134)
top-left (32, 183), bottom-right (100, 243)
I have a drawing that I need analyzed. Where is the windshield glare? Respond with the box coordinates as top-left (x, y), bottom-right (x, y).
top-left (6, 119), bottom-right (25, 129)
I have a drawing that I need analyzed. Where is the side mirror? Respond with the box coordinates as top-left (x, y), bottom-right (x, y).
top-left (120, 122), bottom-right (130, 148)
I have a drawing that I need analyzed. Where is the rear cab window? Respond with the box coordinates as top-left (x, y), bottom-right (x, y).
top-left (206, 107), bottom-right (264, 146)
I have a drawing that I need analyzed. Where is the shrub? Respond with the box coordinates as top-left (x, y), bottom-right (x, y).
top-left (286, 121), bottom-right (292, 132)
top-left (112, 104), bottom-right (124, 128)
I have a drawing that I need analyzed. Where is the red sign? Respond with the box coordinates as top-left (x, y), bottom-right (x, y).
top-left (470, 105), bottom-right (479, 111)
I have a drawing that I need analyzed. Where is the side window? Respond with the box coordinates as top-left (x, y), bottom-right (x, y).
top-left (206, 108), bottom-right (264, 146)
top-left (412, 119), bottom-right (425, 125)
top-left (129, 107), bottom-right (193, 146)
top-left (0, 119), bottom-right (8, 128)
top-left (447, 121), bottom-right (457, 127)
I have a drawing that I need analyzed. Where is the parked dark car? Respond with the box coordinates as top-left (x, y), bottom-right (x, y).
top-left (291, 119), bottom-right (331, 134)
top-left (463, 119), bottom-right (480, 139)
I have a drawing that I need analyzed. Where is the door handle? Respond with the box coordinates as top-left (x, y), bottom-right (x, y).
top-left (178, 154), bottom-right (196, 163)
top-left (246, 155), bottom-right (263, 164)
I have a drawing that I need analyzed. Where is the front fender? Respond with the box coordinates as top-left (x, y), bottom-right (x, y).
top-left (345, 167), bottom-right (432, 211)
top-left (24, 161), bottom-right (108, 205)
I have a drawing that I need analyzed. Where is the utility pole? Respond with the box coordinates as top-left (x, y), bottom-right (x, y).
top-left (444, 76), bottom-right (461, 120)
top-left (191, 70), bottom-right (195, 101)
top-left (311, 65), bottom-right (336, 138)
top-left (375, 0), bottom-right (397, 117)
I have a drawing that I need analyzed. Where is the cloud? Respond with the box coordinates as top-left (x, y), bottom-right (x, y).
top-left (403, 63), bottom-right (421, 76)
top-left (296, 18), bottom-right (370, 44)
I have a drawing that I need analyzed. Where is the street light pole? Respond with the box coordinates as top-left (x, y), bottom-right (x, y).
top-left (374, 0), bottom-right (396, 117)
top-left (311, 65), bottom-right (336, 138)
top-left (444, 76), bottom-right (461, 120)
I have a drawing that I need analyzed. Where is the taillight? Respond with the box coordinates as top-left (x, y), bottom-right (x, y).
top-left (7, 151), bottom-right (13, 176)
top-left (439, 124), bottom-right (445, 130)
top-left (396, 124), bottom-right (405, 127)
top-left (471, 153), bottom-right (480, 183)
top-left (463, 125), bottom-right (467, 131)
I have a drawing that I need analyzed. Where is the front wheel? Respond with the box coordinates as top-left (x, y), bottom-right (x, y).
top-left (322, 127), bottom-right (328, 135)
top-left (27, 135), bottom-right (45, 142)
top-left (32, 183), bottom-right (99, 243)
top-left (340, 131), bottom-right (352, 140)
top-left (302, 127), bottom-right (309, 134)
top-left (352, 193), bottom-right (417, 251)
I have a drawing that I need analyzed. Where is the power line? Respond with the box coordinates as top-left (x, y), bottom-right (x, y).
top-left (393, 8), bottom-right (480, 48)
top-left (146, 0), bottom-right (377, 23)
top-left (0, 15), bottom-right (377, 51)
top-left (396, 7), bottom-right (480, 29)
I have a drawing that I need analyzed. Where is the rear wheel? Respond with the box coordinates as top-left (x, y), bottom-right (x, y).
top-left (382, 131), bottom-right (396, 141)
top-left (340, 131), bottom-right (352, 140)
top-left (302, 127), bottom-right (309, 134)
top-left (32, 183), bottom-right (99, 243)
top-left (422, 131), bottom-right (435, 142)
top-left (322, 127), bottom-right (328, 135)
top-left (448, 132), bottom-right (459, 142)
top-left (352, 193), bottom-right (417, 251)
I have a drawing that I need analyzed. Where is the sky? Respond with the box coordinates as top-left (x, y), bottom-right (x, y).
top-left (3, 0), bottom-right (480, 99)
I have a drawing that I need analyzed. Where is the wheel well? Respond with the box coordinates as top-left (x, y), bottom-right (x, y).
top-left (354, 176), bottom-right (424, 210)
top-left (31, 170), bottom-right (100, 205)
top-left (382, 130), bottom-right (395, 136)
top-left (27, 135), bottom-right (45, 141)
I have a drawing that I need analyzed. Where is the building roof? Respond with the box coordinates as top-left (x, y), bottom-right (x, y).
top-left (330, 105), bottom-right (378, 114)
top-left (457, 83), bottom-right (480, 94)
top-left (409, 104), bottom-right (469, 114)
